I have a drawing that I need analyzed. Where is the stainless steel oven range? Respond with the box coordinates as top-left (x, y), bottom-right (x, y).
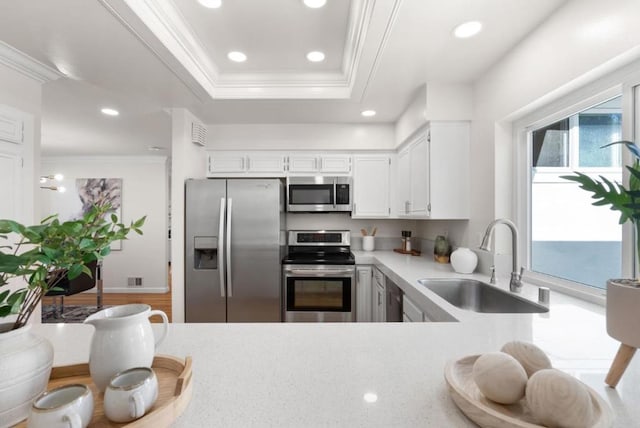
top-left (282, 230), bottom-right (355, 322)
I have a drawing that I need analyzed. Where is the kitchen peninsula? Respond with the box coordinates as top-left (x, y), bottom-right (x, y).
top-left (34, 253), bottom-right (640, 427)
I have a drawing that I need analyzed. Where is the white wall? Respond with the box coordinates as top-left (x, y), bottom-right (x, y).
top-left (0, 63), bottom-right (42, 225)
top-left (207, 123), bottom-right (395, 151)
top-left (40, 157), bottom-right (169, 293)
top-left (0, 62), bottom-right (43, 324)
top-left (171, 108), bottom-right (207, 323)
top-left (469, 0), bottom-right (640, 261)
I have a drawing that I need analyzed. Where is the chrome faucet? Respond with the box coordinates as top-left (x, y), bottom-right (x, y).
top-left (479, 219), bottom-right (524, 293)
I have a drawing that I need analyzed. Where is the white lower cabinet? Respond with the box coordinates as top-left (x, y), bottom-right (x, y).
top-left (356, 266), bottom-right (372, 322)
top-left (372, 267), bottom-right (386, 322)
top-left (402, 295), bottom-right (425, 322)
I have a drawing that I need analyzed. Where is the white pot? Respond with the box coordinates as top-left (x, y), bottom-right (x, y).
top-left (450, 247), bottom-right (478, 274)
top-left (606, 279), bottom-right (640, 347)
top-left (0, 323), bottom-right (54, 428)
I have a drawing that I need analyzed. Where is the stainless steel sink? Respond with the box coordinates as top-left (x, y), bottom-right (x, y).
top-left (417, 278), bottom-right (549, 313)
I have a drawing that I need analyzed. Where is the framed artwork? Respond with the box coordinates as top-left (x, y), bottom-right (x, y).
top-left (74, 178), bottom-right (123, 250)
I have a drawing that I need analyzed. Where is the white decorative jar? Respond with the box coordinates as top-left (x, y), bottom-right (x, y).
top-left (0, 323), bottom-right (54, 427)
top-left (450, 247), bottom-right (478, 274)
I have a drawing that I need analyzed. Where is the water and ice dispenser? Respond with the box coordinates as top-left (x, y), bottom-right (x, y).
top-left (193, 236), bottom-right (217, 269)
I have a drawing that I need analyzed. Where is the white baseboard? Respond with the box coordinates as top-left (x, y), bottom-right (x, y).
top-left (80, 287), bottom-right (169, 294)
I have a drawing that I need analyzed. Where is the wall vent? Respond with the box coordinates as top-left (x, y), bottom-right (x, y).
top-left (127, 277), bottom-right (143, 287)
top-left (191, 122), bottom-right (207, 146)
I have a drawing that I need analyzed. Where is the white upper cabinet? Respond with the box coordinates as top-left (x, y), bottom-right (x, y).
top-left (288, 153), bottom-right (352, 174)
top-left (395, 121), bottom-right (469, 219)
top-left (207, 151), bottom-right (287, 176)
top-left (352, 155), bottom-right (391, 218)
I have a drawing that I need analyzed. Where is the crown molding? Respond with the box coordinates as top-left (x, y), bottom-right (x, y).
top-left (101, 0), bottom-right (400, 100)
top-left (42, 155), bottom-right (168, 164)
top-left (0, 42), bottom-right (63, 83)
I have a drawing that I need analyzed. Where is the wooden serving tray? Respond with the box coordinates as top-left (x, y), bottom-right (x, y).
top-left (444, 355), bottom-right (613, 428)
top-left (393, 248), bottom-right (421, 256)
top-left (15, 355), bottom-right (192, 428)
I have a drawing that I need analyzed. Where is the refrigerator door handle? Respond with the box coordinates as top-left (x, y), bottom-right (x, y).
top-left (226, 197), bottom-right (233, 297)
top-left (218, 197), bottom-right (226, 297)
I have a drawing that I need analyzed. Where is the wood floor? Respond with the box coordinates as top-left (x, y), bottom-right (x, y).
top-left (41, 265), bottom-right (173, 322)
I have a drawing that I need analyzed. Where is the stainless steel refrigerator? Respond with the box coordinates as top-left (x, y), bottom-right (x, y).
top-left (185, 178), bottom-right (285, 322)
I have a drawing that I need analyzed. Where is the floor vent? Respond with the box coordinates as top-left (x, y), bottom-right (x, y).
top-left (127, 277), bottom-right (143, 287)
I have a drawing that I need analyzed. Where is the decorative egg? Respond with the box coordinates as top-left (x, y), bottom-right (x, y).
top-left (472, 352), bottom-right (528, 404)
top-left (501, 341), bottom-right (552, 377)
top-left (450, 248), bottom-right (478, 274)
top-left (526, 369), bottom-right (594, 428)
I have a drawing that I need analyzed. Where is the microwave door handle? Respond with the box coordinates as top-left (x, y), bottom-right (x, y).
top-left (226, 197), bottom-right (233, 297)
top-left (218, 197), bottom-right (226, 298)
top-left (333, 178), bottom-right (337, 208)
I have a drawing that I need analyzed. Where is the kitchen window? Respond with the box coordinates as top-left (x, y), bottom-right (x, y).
top-left (528, 96), bottom-right (623, 290)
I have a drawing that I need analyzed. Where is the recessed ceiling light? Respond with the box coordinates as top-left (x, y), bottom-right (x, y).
top-left (361, 110), bottom-right (376, 117)
top-left (303, 0), bottom-right (326, 8)
top-left (198, 0), bottom-right (222, 8)
top-left (148, 146), bottom-right (165, 151)
top-left (453, 21), bottom-right (483, 39)
top-left (227, 51), bottom-right (247, 62)
top-left (101, 107), bottom-right (119, 116)
top-left (306, 51), bottom-right (325, 62)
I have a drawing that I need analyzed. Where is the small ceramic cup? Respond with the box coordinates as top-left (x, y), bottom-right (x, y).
top-left (104, 367), bottom-right (158, 423)
top-left (362, 236), bottom-right (375, 251)
top-left (27, 384), bottom-right (94, 428)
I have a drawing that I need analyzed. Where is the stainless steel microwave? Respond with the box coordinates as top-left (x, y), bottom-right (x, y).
top-left (286, 176), bottom-right (352, 212)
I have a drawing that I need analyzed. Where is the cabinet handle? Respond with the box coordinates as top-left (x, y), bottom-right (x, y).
top-left (246, 157), bottom-right (251, 170)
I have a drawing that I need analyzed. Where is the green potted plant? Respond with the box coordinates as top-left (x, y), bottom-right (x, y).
top-left (561, 140), bottom-right (640, 388)
top-left (0, 202), bottom-right (145, 425)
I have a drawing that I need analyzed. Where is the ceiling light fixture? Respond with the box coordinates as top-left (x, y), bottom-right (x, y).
top-left (148, 146), bottom-right (165, 151)
top-left (101, 107), bottom-right (119, 116)
top-left (453, 21), bottom-right (483, 39)
top-left (303, 0), bottom-right (327, 8)
top-left (361, 110), bottom-right (376, 117)
top-left (227, 51), bottom-right (247, 62)
top-left (306, 51), bottom-right (325, 62)
top-left (198, 0), bottom-right (222, 8)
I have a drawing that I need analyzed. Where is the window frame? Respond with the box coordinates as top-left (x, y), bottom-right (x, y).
top-left (514, 84), bottom-right (636, 304)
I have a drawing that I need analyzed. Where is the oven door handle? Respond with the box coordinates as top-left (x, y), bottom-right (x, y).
top-left (284, 269), bottom-right (354, 276)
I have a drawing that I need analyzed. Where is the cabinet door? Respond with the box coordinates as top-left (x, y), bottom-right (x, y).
top-left (247, 154), bottom-right (286, 174)
top-left (356, 266), bottom-right (372, 322)
top-left (409, 134), bottom-right (429, 216)
top-left (428, 122), bottom-right (470, 219)
top-left (320, 155), bottom-right (352, 174)
top-left (396, 148), bottom-right (411, 216)
top-left (288, 154), bottom-right (319, 173)
top-left (352, 155), bottom-right (390, 218)
top-left (372, 267), bottom-right (386, 322)
top-left (402, 295), bottom-right (424, 322)
top-left (208, 153), bottom-right (246, 174)
top-left (375, 284), bottom-right (386, 322)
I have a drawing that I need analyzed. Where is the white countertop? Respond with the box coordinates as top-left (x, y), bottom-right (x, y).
top-left (33, 251), bottom-right (640, 427)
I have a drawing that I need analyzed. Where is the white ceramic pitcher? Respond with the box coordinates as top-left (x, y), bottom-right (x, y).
top-left (83, 304), bottom-right (168, 391)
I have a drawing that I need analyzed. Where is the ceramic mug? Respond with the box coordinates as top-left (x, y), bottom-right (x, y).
top-left (104, 367), bottom-right (158, 423)
top-left (27, 384), bottom-right (94, 428)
